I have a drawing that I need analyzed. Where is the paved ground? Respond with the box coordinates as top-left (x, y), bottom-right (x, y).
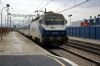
top-left (0, 32), bottom-right (50, 55)
top-left (0, 55), bottom-right (62, 66)
top-left (0, 32), bottom-right (77, 66)
top-left (69, 36), bottom-right (100, 45)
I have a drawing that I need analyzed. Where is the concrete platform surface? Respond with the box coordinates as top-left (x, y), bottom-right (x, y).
top-left (0, 55), bottom-right (62, 66)
top-left (0, 32), bottom-right (50, 55)
top-left (0, 32), bottom-right (78, 66)
top-left (69, 36), bottom-right (100, 45)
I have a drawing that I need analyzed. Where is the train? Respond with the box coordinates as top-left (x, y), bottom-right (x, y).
top-left (19, 11), bottom-right (68, 47)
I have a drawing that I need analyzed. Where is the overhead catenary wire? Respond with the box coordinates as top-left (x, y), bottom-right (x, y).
top-left (40, 0), bottom-right (54, 10)
top-left (0, 0), bottom-right (13, 13)
top-left (3, 0), bottom-right (8, 4)
top-left (33, 0), bottom-right (46, 17)
top-left (0, 0), bottom-right (4, 7)
top-left (3, 0), bottom-right (14, 12)
top-left (0, 0), bottom-right (9, 7)
top-left (33, 0), bottom-right (54, 17)
top-left (57, 0), bottom-right (90, 13)
top-left (37, 0), bottom-right (44, 10)
top-left (56, 0), bottom-right (73, 12)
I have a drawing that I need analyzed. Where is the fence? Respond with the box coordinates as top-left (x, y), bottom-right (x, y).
top-left (66, 26), bottom-right (100, 40)
top-left (0, 28), bottom-right (8, 35)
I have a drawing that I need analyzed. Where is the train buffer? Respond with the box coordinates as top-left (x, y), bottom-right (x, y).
top-left (0, 31), bottom-right (78, 66)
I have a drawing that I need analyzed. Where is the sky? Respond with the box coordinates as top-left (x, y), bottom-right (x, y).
top-left (0, 0), bottom-right (100, 25)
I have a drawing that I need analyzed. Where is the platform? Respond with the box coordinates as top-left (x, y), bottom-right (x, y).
top-left (69, 36), bottom-right (100, 45)
top-left (0, 32), bottom-right (78, 66)
top-left (0, 32), bottom-right (50, 55)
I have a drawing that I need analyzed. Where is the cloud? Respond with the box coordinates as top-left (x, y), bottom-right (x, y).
top-left (1, 0), bottom-right (100, 24)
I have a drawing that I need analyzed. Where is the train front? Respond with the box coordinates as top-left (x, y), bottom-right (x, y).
top-left (40, 12), bottom-right (68, 46)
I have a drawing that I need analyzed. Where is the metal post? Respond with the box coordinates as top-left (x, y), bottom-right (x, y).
top-left (7, 8), bottom-right (9, 32)
top-left (0, 4), bottom-right (10, 40)
top-left (4, 15), bottom-right (7, 36)
top-left (1, 9), bottom-right (2, 40)
top-left (12, 22), bottom-right (14, 31)
top-left (68, 14), bottom-right (72, 26)
top-left (0, 7), bottom-right (7, 40)
top-left (6, 4), bottom-right (10, 33)
top-left (9, 16), bottom-right (11, 31)
top-left (70, 17), bottom-right (71, 25)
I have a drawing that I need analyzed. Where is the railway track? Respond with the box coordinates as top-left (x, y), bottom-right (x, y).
top-left (68, 40), bottom-right (100, 55)
top-left (43, 40), bottom-right (100, 66)
top-left (60, 45), bottom-right (100, 64)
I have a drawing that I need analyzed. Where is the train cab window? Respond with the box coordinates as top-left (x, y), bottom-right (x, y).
top-left (45, 17), bottom-right (64, 25)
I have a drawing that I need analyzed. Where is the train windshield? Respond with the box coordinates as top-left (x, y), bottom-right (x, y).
top-left (45, 16), bottom-right (64, 25)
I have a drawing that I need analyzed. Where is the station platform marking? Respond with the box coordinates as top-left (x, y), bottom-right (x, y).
top-left (47, 55), bottom-right (78, 66)
top-left (46, 55), bottom-right (66, 66)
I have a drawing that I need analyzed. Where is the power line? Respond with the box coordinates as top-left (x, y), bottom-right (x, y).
top-left (2, 0), bottom-right (13, 10)
top-left (33, 0), bottom-right (47, 17)
top-left (3, 0), bottom-right (8, 4)
top-left (0, 0), bottom-right (4, 7)
top-left (40, 0), bottom-right (54, 10)
top-left (37, 0), bottom-right (44, 10)
top-left (33, 0), bottom-right (54, 17)
top-left (57, 0), bottom-right (90, 13)
top-left (56, 0), bottom-right (73, 12)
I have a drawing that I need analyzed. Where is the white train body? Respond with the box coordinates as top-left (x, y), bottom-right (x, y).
top-left (19, 12), bottom-right (68, 46)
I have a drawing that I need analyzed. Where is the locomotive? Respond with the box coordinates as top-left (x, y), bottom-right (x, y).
top-left (19, 11), bottom-right (68, 46)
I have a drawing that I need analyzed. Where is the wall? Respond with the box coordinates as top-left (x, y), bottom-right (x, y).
top-left (66, 26), bottom-right (100, 40)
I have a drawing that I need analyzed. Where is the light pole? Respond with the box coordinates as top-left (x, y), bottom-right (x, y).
top-left (68, 14), bottom-right (72, 26)
top-left (0, 4), bottom-right (10, 40)
top-left (8, 13), bottom-right (11, 30)
top-left (9, 14), bottom-right (12, 30)
top-left (12, 22), bottom-right (14, 30)
top-left (6, 4), bottom-right (10, 32)
top-left (98, 14), bottom-right (100, 18)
